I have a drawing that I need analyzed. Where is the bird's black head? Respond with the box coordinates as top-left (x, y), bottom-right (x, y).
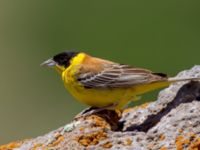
top-left (53, 51), bottom-right (79, 68)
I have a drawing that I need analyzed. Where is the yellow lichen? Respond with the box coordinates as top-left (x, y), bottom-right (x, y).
top-left (188, 138), bottom-right (200, 150)
top-left (123, 138), bottom-right (132, 146)
top-left (47, 133), bottom-right (64, 147)
top-left (0, 141), bottom-right (23, 150)
top-left (77, 130), bottom-right (108, 147)
top-left (32, 143), bottom-right (43, 150)
top-left (176, 135), bottom-right (190, 150)
top-left (159, 134), bottom-right (165, 141)
top-left (52, 136), bottom-right (64, 146)
top-left (101, 142), bottom-right (113, 148)
top-left (160, 146), bottom-right (168, 150)
top-left (88, 115), bottom-right (110, 129)
top-left (176, 134), bottom-right (200, 150)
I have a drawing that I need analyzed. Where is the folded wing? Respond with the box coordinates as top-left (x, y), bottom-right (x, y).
top-left (77, 64), bottom-right (167, 88)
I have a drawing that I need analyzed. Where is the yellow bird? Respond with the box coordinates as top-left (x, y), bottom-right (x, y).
top-left (41, 51), bottom-right (199, 112)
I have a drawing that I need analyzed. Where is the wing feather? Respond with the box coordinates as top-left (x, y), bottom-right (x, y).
top-left (77, 64), bottom-right (167, 88)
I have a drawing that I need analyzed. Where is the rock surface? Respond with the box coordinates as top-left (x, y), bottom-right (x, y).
top-left (1, 66), bottom-right (200, 150)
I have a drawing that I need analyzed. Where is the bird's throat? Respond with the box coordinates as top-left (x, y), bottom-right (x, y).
top-left (55, 65), bottom-right (66, 75)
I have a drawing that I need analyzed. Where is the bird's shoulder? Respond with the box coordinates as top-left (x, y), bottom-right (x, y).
top-left (78, 54), bottom-right (114, 74)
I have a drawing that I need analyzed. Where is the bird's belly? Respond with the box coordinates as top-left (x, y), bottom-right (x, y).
top-left (65, 84), bottom-right (128, 107)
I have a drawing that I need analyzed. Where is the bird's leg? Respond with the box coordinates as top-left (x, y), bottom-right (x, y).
top-left (75, 103), bottom-right (118, 119)
top-left (63, 103), bottom-right (120, 133)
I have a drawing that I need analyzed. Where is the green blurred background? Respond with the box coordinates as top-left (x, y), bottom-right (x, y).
top-left (1, 0), bottom-right (200, 144)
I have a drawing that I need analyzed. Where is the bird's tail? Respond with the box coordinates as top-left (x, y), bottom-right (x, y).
top-left (168, 77), bottom-right (200, 83)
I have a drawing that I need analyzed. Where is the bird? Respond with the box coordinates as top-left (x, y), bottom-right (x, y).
top-left (41, 51), bottom-right (200, 114)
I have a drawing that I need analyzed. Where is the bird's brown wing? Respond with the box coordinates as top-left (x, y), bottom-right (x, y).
top-left (76, 63), bottom-right (167, 89)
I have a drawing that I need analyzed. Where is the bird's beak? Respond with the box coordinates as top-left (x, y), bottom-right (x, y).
top-left (40, 58), bottom-right (56, 68)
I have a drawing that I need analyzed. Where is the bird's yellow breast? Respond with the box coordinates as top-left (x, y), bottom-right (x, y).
top-left (61, 53), bottom-right (127, 107)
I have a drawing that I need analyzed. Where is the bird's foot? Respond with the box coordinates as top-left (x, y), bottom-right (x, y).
top-left (74, 103), bottom-right (118, 120)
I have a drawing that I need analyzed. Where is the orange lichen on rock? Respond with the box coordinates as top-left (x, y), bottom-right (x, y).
top-left (32, 143), bottom-right (43, 150)
top-left (188, 138), bottom-right (200, 150)
top-left (79, 127), bottom-right (85, 132)
top-left (176, 134), bottom-right (200, 150)
top-left (159, 134), bottom-right (165, 141)
top-left (176, 135), bottom-right (190, 150)
top-left (160, 146), bottom-right (168, 150)
top-left (48, 135), bottom-right (64, 147)
top-left (124, 138), bottom-right (132, 146)
top-left (0, 141), bottom-right (23, 150)
top-left (188, 132), bottom-right (197, 140)
top-left (77, 130), bottom-right (108, 147)
top-left (101, 141), bottom-right (113, 148)
top-left (87, 115), bottom-right (110, 129)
